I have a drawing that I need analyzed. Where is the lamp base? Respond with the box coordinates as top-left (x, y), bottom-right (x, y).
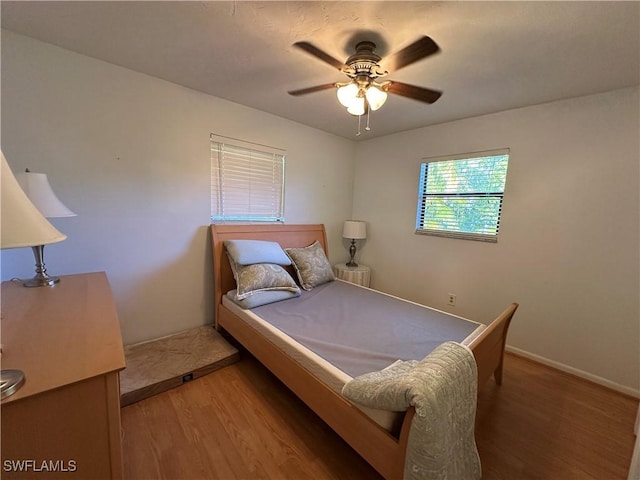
top-left (23, 244), bottom-right (60, 287)
top-left (346, 239), bottom-right (358, 267)
top-left (1, 369), bottom-right (26, 399)
top-left (23, 274), bottom-right (60, 288)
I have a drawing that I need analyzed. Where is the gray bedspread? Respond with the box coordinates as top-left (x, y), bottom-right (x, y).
top-left (251, 280), bottom-right (480, 377)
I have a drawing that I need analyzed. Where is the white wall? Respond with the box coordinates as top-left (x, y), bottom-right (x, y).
top-left (3, 30), bottom-right (638, 395)
top-left (0, 30), bottom-right (356, 345)
top-left (353, 87), bottom-right (640, 394)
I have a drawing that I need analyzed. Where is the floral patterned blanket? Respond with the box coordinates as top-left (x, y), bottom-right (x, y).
top-left (342, 341), bottom-right (481, 480)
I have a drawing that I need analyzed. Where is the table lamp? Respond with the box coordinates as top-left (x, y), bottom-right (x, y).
top-left (342, 220), bottom-right (367, 267)
top-left (14, 167), bottom-right (76, 287)
top-left (0, 151), bottom-right (69, 398)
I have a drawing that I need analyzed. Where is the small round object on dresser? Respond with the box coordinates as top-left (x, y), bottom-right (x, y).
top-left (0, 369), bottom-right (26, 399)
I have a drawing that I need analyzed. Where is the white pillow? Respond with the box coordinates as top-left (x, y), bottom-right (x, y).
top-left (224, 239), bottom-right (291, 266)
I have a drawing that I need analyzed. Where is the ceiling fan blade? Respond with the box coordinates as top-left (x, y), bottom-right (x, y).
top-left (386, 81), bottom-right (442, 104)
top-left (293, 42), bottom-right (348, 71)
top-left (288, 83), bottom-right (336, 96)
top-left (383, 36), bottom-right (440, 72)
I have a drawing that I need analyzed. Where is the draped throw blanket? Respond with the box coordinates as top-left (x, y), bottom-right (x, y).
top-left (342, 341), bottom-right (481, 480)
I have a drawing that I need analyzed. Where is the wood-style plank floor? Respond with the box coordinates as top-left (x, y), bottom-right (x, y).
top-left (121, 352), bottom-right (638, 479)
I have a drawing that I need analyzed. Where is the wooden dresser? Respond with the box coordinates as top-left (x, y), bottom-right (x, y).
top-left (1, 272), bottom-right (125, 479)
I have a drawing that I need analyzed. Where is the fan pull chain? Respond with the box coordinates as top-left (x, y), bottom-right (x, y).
top-left (366, 109), bottom-right (371, 131)
top-left (356, 114), bottom-right (362, 136)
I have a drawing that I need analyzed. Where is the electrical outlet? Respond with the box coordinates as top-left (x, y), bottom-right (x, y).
top-left (447, 293), bottom-right (457, 306)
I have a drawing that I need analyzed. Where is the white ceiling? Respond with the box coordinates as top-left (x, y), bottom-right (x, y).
top-left (2, 1), bottom-right (639, 140)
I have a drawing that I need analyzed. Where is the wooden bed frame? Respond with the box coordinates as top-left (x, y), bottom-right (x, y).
top-left (211, 223), bottom-right (518, 479)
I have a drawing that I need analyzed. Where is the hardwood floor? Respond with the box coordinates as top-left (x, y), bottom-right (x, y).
top-left (121, 352), bottom-right (638, 479)
top-left (475, 355), bottom-right (637, 479)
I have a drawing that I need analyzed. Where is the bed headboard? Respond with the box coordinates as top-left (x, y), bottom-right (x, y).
top-left (210, 223), bottom-right (328, 327)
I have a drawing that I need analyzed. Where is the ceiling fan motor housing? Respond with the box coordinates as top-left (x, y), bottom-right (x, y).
top-left (345, 41), bottom-right (387, 79)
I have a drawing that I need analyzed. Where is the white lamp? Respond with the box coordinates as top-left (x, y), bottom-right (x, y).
top-left (16, 170), bottom-right (76, 218)
top-left (337, 82), bottom-right (359, 108)
top-left (2, 155), bottom-right (74, 287)
top-left (365, 85), bottom-right (388, 111)
top-left (342, 220), bottom-right (367, 267)
top-left (346, 97), bottom-right (366, 116)
top-left (0, 151), bottom-right (70, 398)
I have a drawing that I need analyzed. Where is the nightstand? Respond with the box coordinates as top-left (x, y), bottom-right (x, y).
top-left (334, 263), bottom-right (371, 287)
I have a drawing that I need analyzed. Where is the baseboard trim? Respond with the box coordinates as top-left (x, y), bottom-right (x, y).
top-left (506, 345), bottom-right (640, 399)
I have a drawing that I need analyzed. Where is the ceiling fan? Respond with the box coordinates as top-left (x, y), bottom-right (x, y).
top-left (288, 36), bottom-right (442, 122)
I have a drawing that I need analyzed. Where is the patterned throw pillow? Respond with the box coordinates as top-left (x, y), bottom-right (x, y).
top-left (234, 263), bottom-right (300, 300)
top-left (285, 240), bottom-right (335, 291)
top-left (227, 289), bottom-right (300, 309)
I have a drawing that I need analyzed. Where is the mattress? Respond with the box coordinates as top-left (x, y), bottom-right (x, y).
top-left (222, 279), bottom-right (485, 432)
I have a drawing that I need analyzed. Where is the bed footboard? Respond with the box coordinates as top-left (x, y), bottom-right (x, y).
top-left (393, 302), bottom-right (519, 478)
top-left (468, 302), bottom-right (519, 387)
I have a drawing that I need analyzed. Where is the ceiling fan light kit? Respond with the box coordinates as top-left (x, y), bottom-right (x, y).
top-left (289, 36), bottom-right (442, 135)
top-left (337, 81), bottom-right (387, 117)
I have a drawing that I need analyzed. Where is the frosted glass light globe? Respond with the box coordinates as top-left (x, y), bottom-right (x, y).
top-left (337, 83), bottom-right (359, 107)
top-left (365, 85), bottom-right (387, 111)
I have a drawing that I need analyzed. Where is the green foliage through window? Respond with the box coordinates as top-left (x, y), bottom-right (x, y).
top-left (415, 150), bottom-right (509, 242)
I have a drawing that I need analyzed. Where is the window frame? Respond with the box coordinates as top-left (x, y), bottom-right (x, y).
top-left (210, 134), bottom-right (286, 223)
top-left (415, 148), bottom-right (510, 243)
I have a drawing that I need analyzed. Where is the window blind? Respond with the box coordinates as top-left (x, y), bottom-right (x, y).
top-left (211, 135), bottom-right (285, 222)
top-left (415, 149), bottom-right (509, 242)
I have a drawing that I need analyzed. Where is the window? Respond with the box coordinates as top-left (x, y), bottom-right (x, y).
top-left (415, 149), bottom-right (509, 242)
top-left (210, 134), bottom-right (285, 222)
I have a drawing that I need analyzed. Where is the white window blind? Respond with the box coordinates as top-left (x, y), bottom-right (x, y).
top-left (415, 149), bottom-right (509, 242)
top-left (211, 134), bottom-right (285, 222)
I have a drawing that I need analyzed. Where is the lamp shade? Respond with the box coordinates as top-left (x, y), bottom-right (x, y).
top-left (365, 85), bottom-right (388, 111)
top-left (346, 97), bottom-right (366, 116)
top-left (1, 151), bottom-right (67, 249)
top-left (16, 171), bottom-right (76, 218)
top-left (337, 83), bottom-right (359, 108)
top-left (342, 220), bottom-right (367, 240)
